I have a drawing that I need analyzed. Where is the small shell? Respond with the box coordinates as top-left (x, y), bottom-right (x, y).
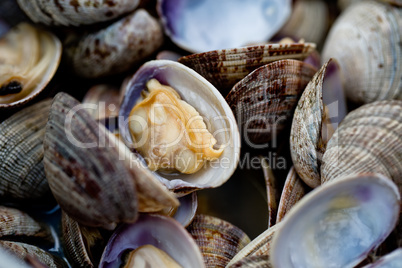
top-left (276, 166), bottom-right (307, 223)
top-left (82, 84), bottom-right (121, 121)
top-left (16, 0), bottom-right (140, 26)
top-left (0, 241), bottom-right (67, 267)
top-left (0, 23), bottom-right (61, 109)
top-left (44, 92), bottom-right (178, 229)
top-left (0, 99), bottom-right (52, 202)
top-left (321, 100), bottom-right (402, 188)
top-left (179, 43), bottom-right (316, 94)
top-left (99, 214), bottom-right (205, 268)
top-left (227, 255), bottom-right (272, 268)
top-left (227, 224), bottom-right (279, 267)
top-left (187, 214), bottom-right (250, 268)
top-left (290, 59), bottom-right (345, 188)
top-left (226, 59), bottom-right (317, 144)
top-left (65, 9), bottom-right (163, 78)
top-left (322, 0), bottom-right (402, 104)
top-left (157, 0), bottom-right (291, 53)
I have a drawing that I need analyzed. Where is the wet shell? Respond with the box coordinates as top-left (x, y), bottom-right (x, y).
top-left (16, 0), bottom-right (139, 26)
top-left (226, 59), bottom-right (317, 144)
top-left (321, 100), bottom-right (402, 188)
top-left (276, 166), bottom-right (307, 223)
top-left (290, 59), bottom-right (345, 188)
top-left (227, 224), bottom-right (279, 267)
top-left (322, 0), bottom-right (402, 104)
top-left (0, 206), bottom-right (52, 242)
top-left (187, 214), bottom-right (250, 268)
top-left (0, 99), bottom-right (51, 202)
top-left (179, 43), bottom-right (316, 94)
top-left (227, 255), bottom-right (272, 268)
top-left (0, 23), bottom-right (61, 109)
top-left (65, 9), bottom-right (163, 78)
top-left (0, 241), bottom-right (67, 267)
top-left (44, 92), bottom-right (178, 229)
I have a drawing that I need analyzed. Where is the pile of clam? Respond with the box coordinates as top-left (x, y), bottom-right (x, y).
top-left (0, 0), bottom-right (401, 267)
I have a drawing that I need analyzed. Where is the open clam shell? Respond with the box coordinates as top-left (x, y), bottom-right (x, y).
top-left (44, 92), bottom-right (178, 229)
top-left (179, 42), bottom-right (316, 93)
top-left (157, 0), bottom-right (291, 53)
top-left (16, 0), bottom-right (139, 26)
top-left (226, 59), bottom-right (317, 144)
top-left (270, 173), bottom-right (400, 268)
top-left (322, 0), bottom-right (402, 104)
top-left (99, 214), bottom-right (205, 268)
top-left (0, 23), bottom-right (61, 109)
top-left (0, 99), bottom-right (52, 202)
top-left (119, 60), bottom-right (240, 196)
top-left (290, 58), bottom-right (346, 188)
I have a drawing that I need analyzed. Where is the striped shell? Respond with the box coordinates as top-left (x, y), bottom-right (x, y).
top-left (0, 99), bottom-right (51, 202)
top-left (179, 43), bottom-right (316, 94)
top-left (226, 59), bottom-right (317, 144)
top-left (322, 0), bottom-right (402, 104)
top-left (187, 214), bottom-right (250, 268)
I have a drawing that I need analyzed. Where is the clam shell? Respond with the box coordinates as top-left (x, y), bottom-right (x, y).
top-left (82, 84), bottom-right (121, 121)
top-left (270, 173), bottom-right (400, 268)
top-left (322, 0), bottom-right (402, 104)
top-left (16, 0), bottom-right (139, 26)
top-left (362, 248), bottom-right (402, 268)
top-left (44, 92), bottom-right (178, 229)
top-left (261, 158), bottom-right (278, 228)
top-left (178, 43), bottom-right (316, 94)
top-left (65, 9), bottom-right (163, 78)
top-left (290, 58), bottom-right (345, 188)
top-left (227, 224), bottom-right (279, 267)
top-left (226, 59), bottom-right (317, 144)
top-left (276, 166), bottom-right (307, 223)
top-left (119, 60), bottom-right (240, 196)
top-left (99, 214), bottom-right (205, 268)
top-left (0, 99), bottom-right (51, 202)
top-left (321, 100), bottom-right (402, 188)
top-left (0, 241), bottom-right (67, 267)
top-left (0, 246), bottom-right (33, 268)
top-left (186, 214), bottom-right (250, 268)
top-left (157, 0), bottom-right (291, 53)
top-left (227, 255), bottom-right (272, 268)
top-left (0, 23), bottom-right (61, 109)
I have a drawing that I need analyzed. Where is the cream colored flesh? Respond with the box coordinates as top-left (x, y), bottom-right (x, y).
top-left (124, 245), bottom-right (183, 268)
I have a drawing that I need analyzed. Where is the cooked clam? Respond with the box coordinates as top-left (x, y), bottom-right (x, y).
top-left (119, 60), bottom-right (240, 195)
top-left (0, 23), bottom-right (61, 109)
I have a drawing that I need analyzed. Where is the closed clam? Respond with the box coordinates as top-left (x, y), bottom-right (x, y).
top-left (226, 59), bottom-right (317, 145)
top-left (186, 214), bottom-right (250, 268)
top-left (179, 42), bottom-right (316, 94)
top-left (290, 58), bottom-right (346, 188)
top-left (0, 23), bottom-right (61, 109)
top-left (16, 0), bottom-right (140, 26)
top-left (0, 99), bottom-right (52, 202)
top-left (65, 9), bottom-right (163, 78)
top-left (322, 0), bottom-right (402, 104)
top-left (270, 173), bottom-right (400, 268)
top-left (44, 92), bottom-right (178, 229)
top-left (119, 60), bottom-right (240, 195)
top-left (157, 0), bottom-right (291, 53)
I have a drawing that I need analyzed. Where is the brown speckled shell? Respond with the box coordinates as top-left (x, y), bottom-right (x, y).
top-left (0, 241), bottom-right (66, 267)
top-left (321, 100), bottom-right (402, 190)
top-left (290, 59), bottom-right (335, 188)
top-left (226, 59), bottom-right (317, 144)
top-left (322, 0), bottom-right (402, 104)
top-left (0, 99), bottom-right (51, 202)
top-left (66, 9), bottom-right (163, 78)
top-left (227, 224), bottom-right (279, 267)
top-left (16, 0), bottom-right (139, 26)
top-left (187, 214), bottom-right (250, 268)
top-left (179, 43), bottom-right (316, 94)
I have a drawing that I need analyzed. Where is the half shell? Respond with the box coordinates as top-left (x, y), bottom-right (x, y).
top-left (119, 60), bottom-right (240, 195)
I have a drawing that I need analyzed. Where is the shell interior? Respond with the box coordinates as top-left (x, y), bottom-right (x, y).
top-left (270, 174), bottom-right (400, 268)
